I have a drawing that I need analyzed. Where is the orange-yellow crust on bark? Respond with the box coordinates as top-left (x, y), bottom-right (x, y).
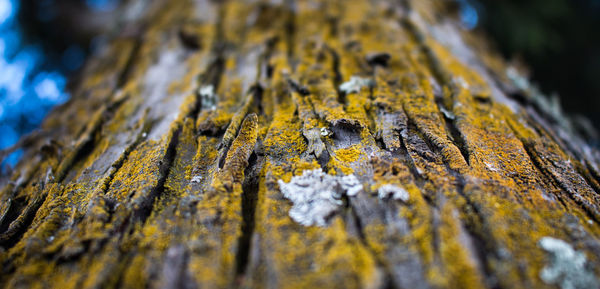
top-left (1, 0), bottom-right (599, 288)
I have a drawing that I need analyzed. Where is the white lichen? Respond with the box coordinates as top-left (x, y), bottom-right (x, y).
top-left (538, 237), bottom-right (598, 289)
top-left (439, 106), bottom-right (455, 120)
top-left (190, 175), bottom-right (202, 183)
top-left (377, 184), bottom-right (410, 202)
top-left (320, 127), bottom-right (331, 137)
top-left (198, 85), bottom-right (217, 110)
top-left (339, 76), bottom-right (374, 94)
top-left (454, 76), bottom-right (469, 89)
top-left (339, 175), bottom-right (362, 197)
top-left (484, 161), bottom-right (499, 172)
top-left (277, 169), bottom-right (363, 227)
top-left (198, 85), bottom-right (214, 97)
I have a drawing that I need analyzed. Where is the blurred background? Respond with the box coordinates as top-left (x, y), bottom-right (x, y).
top-left (0, 0), bottom-right (598, 173)
top-left (0, 0), bottom-right (119, 172)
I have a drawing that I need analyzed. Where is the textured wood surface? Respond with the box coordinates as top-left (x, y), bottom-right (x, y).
top-left (1, 0), bottom-right (600, 288)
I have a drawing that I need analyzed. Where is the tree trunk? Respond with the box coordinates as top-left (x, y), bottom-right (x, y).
top-left (1, 0), bottom-right (599, 288)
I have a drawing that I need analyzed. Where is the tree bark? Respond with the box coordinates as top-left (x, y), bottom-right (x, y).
top-left (1, 0), bottom-right (600, 288)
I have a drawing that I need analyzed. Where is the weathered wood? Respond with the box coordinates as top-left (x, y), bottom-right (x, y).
top-left (1, 0), bottom-right (599, 288)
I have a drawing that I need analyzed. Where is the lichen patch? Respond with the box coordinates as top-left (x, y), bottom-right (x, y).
top-left (198, 84), bottom-right (217, 110)
top-left (339, 76), bottom-right (374, 94)
top-left (277, 168), bottom-right (363, 227)
top-left (377, 184), bottom-right (410, 202)
top-left (538, 237), bottom-right (598, 289)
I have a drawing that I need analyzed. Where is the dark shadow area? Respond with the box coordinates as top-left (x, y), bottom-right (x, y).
top-left (473, 0), bottom-right (600, 130)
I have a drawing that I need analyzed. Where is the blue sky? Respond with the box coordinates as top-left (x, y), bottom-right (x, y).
top-left (0, 0), bottom-right (69, 171)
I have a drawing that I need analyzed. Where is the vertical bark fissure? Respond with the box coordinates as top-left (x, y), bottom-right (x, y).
top-left (158, 245), bottom-right (193, 289)
top-left (448, 170), bottom-right (503, 289)
top-left (108, 251), bottom-right (136, 289)
top-left (0, 162), bottom-right (43, 234)
top-left (232, 49), bottom-right (273, 282)
top-left (395, 114), bottom-right (426, 186)
top-left (0, 100), bottom-right (120, 249)
top-left (364, 87), bottom-right (379, 138)
top-left (509, 114), bottom-right (600, 217)
top-left (195, 0), bottom-right (227, 121)
top-left (437, 102), bottom-right (471, 166)
top-left (325, 46), bottom-right (345, 105)
top-left (116, 35), bottom-right (145, 89)
top-left (345, 200), bottom-right (398, 289)
top-left (575, 165), bottom-right (600, 198)
top-left (235, 152), bottom-right (262, 280)
top-left (525, 112), bottom-right (600, 197)
top-left (0, 197), bottom-right (25, 234)
top-left (99, 112), bottom-right (156, 199)
top-left (402, 101), bottom-right (500, 287)
top-left (197, 56), bottom-right (226, 116)
top-left (518, 141), bottom-right (571, 211)
top-left (0, 182), bottom-right (50, 249)
top-left (521, 140), bottom-right (600, 224)
top-left (284, 0), bottom-right (297, 61)
top-left (585, 160), bottom-right (600, 190)
top-left (132, 126), bottom-right (182, 225)
top-left (401, 18), bottom-right (471, 167)
top-left (0, 161), bottom-right (42, 205)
